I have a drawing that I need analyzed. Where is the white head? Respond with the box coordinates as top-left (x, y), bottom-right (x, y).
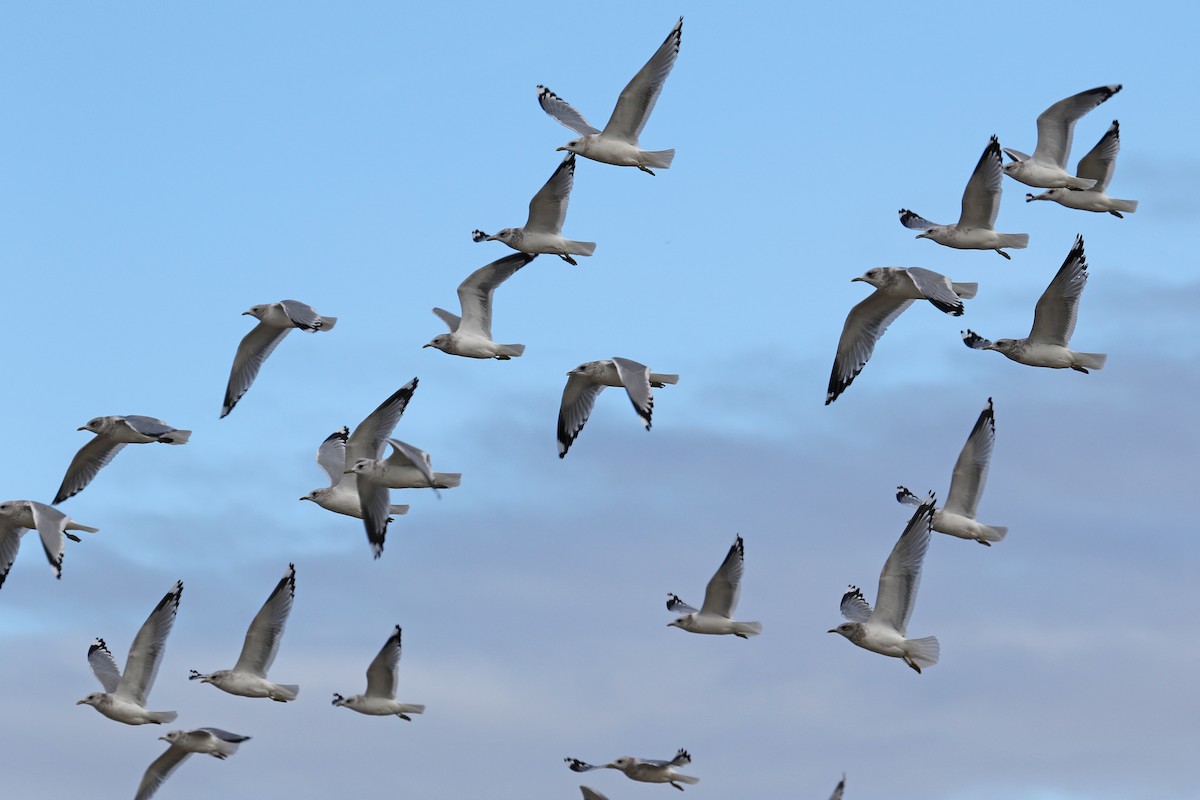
top-left (852, 267), bottom-right (892, 290)
top-left (423, 334), bottom-right (452, 353)
top-left (242, 304), bottom-right (269, 320)
top-left (557, 136), bottom-right (593, 155)
top-left (488, 228), bottom-right (518, 246)
top-left (159, 730), bottom-right (186, 744)
top-left (1025, 189), bottom-right (1062, 203)
top-left (76, 692), bottom-right (106, 708)
top-left (606, 756), bottom-right (634, 771)
top-left (344, 458), bottom-right (375, 475)
top-left (78, 417), bottom-right (113, 433)
top-left (300, 489), bottom-right (329, 503)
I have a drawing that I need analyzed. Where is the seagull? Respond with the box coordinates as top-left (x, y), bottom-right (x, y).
top-left (537, 17), bottom-right (682, 174)
top-left (424, 253), bottom-right (534, 359)
top-left (300, 379), bottom-right (417, 558)
top-left (221, 300), bottom-right (337, 418)
top-left (345, 438), bottom-right (461, 493)
top-left (558, 358), bottom-right (678, 458)
top-left (566, 749), bottom-right (699, 791)
top-left (189, 563), bottom-right (299, 701)
top-left (134, 728), bottom-right (250, 800)
top-left (666, 535), bottom-right (762, 638)
top-left (961, 235), bottom-right (1106, 372)
top-left (826, 267), bottom-right (978, 405)
top-left (78, 581), bottom-right (182, 724)
top-left (897, 398), bottom-right (1007, 546)
top-left (0, 499), bottom-right (98, 587)
top-left (471, 154), bottom-right (595, 265)
top-left (1025, 120), bottom-right (1138, 217)
top-left (1003, 85), bottom-right (1123, 189)
top-left (899, 136), bottom-right (1029, 259)
top-left (54, 416), bottom-right (191, 504)
top-left (829, 496), bottom-right (939, 673)
top-left (332, 625), bottom-right (425, 720)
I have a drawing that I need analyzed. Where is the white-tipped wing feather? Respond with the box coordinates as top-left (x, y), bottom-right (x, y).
top-left (537, 85), bottom-right (600, 135)
top-left (1075, 120), bottom-right (1121, 193)
top-left (88, 638), bottom-right (123, 693)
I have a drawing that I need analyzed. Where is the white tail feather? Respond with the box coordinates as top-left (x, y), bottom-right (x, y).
top-left (497, 344), bottom-right (526, 358)
top-left (1074, 352), bottom-right (1108, 371)
top-left (951, 282), bottom-right (978, 299)
top-left (978, 524), bottom-right (1008, 543)
top-left (905, 636), bottom-right (940, 669)
top-left (566, 240), bottom-right (596, 256)
top-left (148, 710), bottom-right (178, 724)
top-left (997, 234), bottom-right (1029, 250)
top-left (432, 473), bottom-right (462, 489)
top-left (642, 148), bottom-right (675, 169)
top-left (1111, 198), bottom-right (1138, 213)
top-left (735, 621), bottom-right (763, 637)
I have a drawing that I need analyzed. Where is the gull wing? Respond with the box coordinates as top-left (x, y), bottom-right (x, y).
top-left (869, 497), bottom-right (934, 636)
top-left (839, 586), bottom-right (873, 623)
top-left (944, 399), bottom-right (996, 519)
top-left (0, 524), bottom-right (23, 590)
top-left (1029, 235), bottom-right (1088, 346)
top-left (666, 593), bottom-right (700, 614)
top-left (536, 85), bottom-right (600, 135)
top-left (221, 322), bottom-right (292, 418)
top-left (611, 357), bottom-right (654, 429)
top-left (524, 154), bottom-right (576, 234)
top-left (580, 788), bottom-right (611, 800)
top-left (826, 292), bottom-right (915, 405)
top-left (278, 299), bottom-right (329, 331)
top-left (122, 416), bottom-right (179, 438)
top-left (347, 379), bottom-right (419, 462)
top-left (364, 625), bottom-right (401, 699)
top-left (961, 329), bottom-right (994, 350)
top-left (383, 439), bottom-right (436, 488)
top-left (233, 564), bottom-right (295, 677)
top-left (455, 253), bottom-right (536, 339)
top-left (1075, 120), bottom-right (1120, 193)
top-left (116, 581), bottom-right (183, 706)
top-left (895, 486), bottom-right (923, 508)
top-left (29, 500), bottom-right (71, 579)
top-left (135, 744), bottom-right (191, 800)
top-left (904, 267), bottom-right (967, 316)
top-left (898, 208), bottom-right (942, 231)
top-left (566, 758), bottom-right (604, 773)
top-left (1031, 85), bottom-right (1122, 168)
top-left (601, 17), bottom-right (683, 144)
top-left (557, 373), bottom-right (606, 458)
top-left (958, 136), bottom-right (1003, 230)
top-left (315, 428), bottom-right (349, 486)
top-left (54, 436), bottom-right (128, 504)
top-left (88, 638), bottom-right (123, 693)
top-left (432, 307), bottom-right (461, 333)
top-left (699, 535), bottom-right (745, 618)
top-left (356, 478), bottom-right (393, 559)
top-left (829, 775), bottom-right (846, 800)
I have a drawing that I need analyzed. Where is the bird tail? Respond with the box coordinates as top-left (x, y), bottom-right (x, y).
top-left (564, 240), bottom-right (596, 257)
top-left (397, 703), bottom-right (426, 716)
top-left (317, 316), bottom-right (338, 331)
top-left (906, 636), bottom-right (940, 669)
top-left (272, 684), bottom-right (300, 702)
top-left (1110, 198), bottom-right (1138, 213)
top-left (977, 524), bottom-right (1008, 544)
top-left (161, 430), bottom-right (191, 445)
top-left (641, 148), bottom-right (675, 169)
top-left (649, 373), bottom-right (680, 386)
top-left (734, 621), bottom-right (763, 638)
top-left (388, 504), bottom-right (410, 516)
top-left (673, 775), bottom-right (700, 786)
top-left (1074, 352), bottom-right (1108, 371)
top-left (432, 472), bottom-right (462, 489)
top-left (996, 234), bottom-right (1029, 250)
top-left (147, 710), bottom-right (179, 724)
top-left (67, 522), bottom-right (100, 534)
top-left (496, 344), bottom-right (526, 358)
top-left (951, 282), bottom-right (978, 299)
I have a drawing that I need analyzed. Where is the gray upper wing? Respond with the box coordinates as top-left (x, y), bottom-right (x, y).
top-left (347, 379), bottom-right (418, 462)
top-left (1031, 85), bottom-right (1121, 168)
top-left (904, 267), bottom-right (966, 316)
top-left (898, 209), bottom-right (942, 231)
top-left (456, 253), bottom-right (536, 339)
top-left (364, 625), bottom-right (401, 699)
top-left (699, 535), bottom-right (744, 618)
top-left (116, 581), bottom-right (183, 706)
top-left (525, 154), bottom-right (575, 234)
top-left (383, 439), bottom-right (436, 488)
top-left (944, 399), bottom-right (996, 519)
top-left (666, 593), bottom-right (699, 615)
top-left (432, 307), bottom-right (462, 333)
top-left (869, 498), bottom-right (934, 636)
top-left (1075, 120), bottom-right (1120, 193)
top-left (233, 564), bottom-right (295, 676)
top-left (839, 586), bottom-right (873, 623)
top-left (958, 136), bottom-right (1003, 230)
top-left (600, 17), bottom-right (682, 144)
top-left (1029, 235), bottom-right (1088, 346)
top-left (611, 357), bottom-right (653, 429)
top-left (88, 637), bottom-right (123, 693)
top-left (537, 85), bottom-right (600, 135)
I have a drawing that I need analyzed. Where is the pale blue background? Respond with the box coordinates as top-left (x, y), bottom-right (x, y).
top-left (1, 2), bottom-right (1196, 798)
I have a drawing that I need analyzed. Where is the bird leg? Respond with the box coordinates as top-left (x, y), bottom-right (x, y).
top-left (1109, 210), bottom-right (1124, 219)
top-left (558, 254), bottom-right (579, 266)
top-left (904, 657), bottom-right (922, 674)
top-left (638, 164), bottom-right (657, 176)
top-left (670, 781), bottom-right (685, 791)
top-left (1071, 366), bottom-right (1090, 374)
top-left (994, 249), bottom-right (1012, 260)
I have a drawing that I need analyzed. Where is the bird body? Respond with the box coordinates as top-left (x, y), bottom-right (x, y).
top-left (135, 728), bottom-right (250, 800)
top-left (558, 357), bottom-right (678, 457)
top-left (567, 749), bottom-right (699, 791)
top-left (54, 415), bottom-right (190, 504)
top-left (425, 253), bottom-right (533, 359)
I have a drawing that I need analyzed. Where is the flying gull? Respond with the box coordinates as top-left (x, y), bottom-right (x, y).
top-left (1025, 120), bottom-right (1137, 217)
top-left (558, 357), bottom-right (678, 458)
top-left (345, 437), bottom-right (461, 529)
top-left (301, 379), bottom-right (418, 558)
top-left (962, 235), bottom-right (1106, 372)
top-left (54, 416), bottom-right (191, 504)
top-left (566, 749), bottom-right (698, 791)
top-left (829, 497), bottom-right (939, 673)
top-left (332, 625), bottom-right (425, 720)
top-left (472, 154), bottom-right (595, 265)
top-left (1003, 84), bottom-right (1122, 189)
top-left (78, 581), bottom-right (182, 724)
top-left (897, 398), bottom-right (1007, 546)
top-left (134, 728), bottom-right (250, 800)
top-left (899, 136), bottom-right (1029, 259)
top-left (826, 266), bottom-right (977, 405)
top-left (0, 500), bottom-right (98, 587)
top-left (537, 17), bottom-right (682, 174)
top-left (424, 253), bottom-right (535, 359)
top-left (189, 563), bottom-right (299, 701)
top-left (221, 299), bottom-right (337, 418)
top-left (666, 534), bottom-right (762, 638)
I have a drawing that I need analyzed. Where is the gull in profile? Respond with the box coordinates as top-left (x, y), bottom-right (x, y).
top-left (0, 499), bottom-right (98, 587)
top-left (1003, 85), bottom-right (1122, 189)
top-left (558, 357), bottom-right (678, 458)
top-left (189, 563), bottom-right (299, 701)
top-left (221, 300), bottom-right (337, 418)
top-left (424, 253), bottom-right (535, 359)
top-left (826, 267), bottom-right (978, 405)
top-left (54, 416), bottom-right (191, 504)
top-left (134, 728), bottom-right (250, 800)
top-left (332, 625), bottom-right (425, 720)
top-left (962, 235), bottom-right (1106, 373)
top-left (537, 17), bottom-right (682, 174)
top-left (897, 398), bottom-right (1007, 546)
top-left (1025, 120), bottom-right (1138, 217)
top-left (899, 136), bottom-right (1029, 259)
top-left (829, 497), bottom-right (939, 673)
top-left (666, 535), bottom-right (762, 638)
top-left (566, 749), bottom-right (699, 791)
top-left (301, 379), bottom-right (417, 558)
top-left (471, 154), bottom-right (595, 265)
top-left (78, 581), bottom-right (182, 724)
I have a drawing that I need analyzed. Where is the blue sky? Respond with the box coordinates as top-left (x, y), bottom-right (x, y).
top-left (1, 1), bottom-right (1197, 798)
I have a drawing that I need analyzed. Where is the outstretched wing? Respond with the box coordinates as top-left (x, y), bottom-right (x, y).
top-left (537, 85), bottom-right (600, 135)
top-left (525, 154), bottom-right (576, 234)
top-left (347, 379), bottom-right (419, 462)
top-left (1031, 84), bottom-right (1121, 168)
top-left (611, 357), bottom-right (654, 430)
top-left (944, 399), bottom-right (996, 519)
top-left (826, 292), bottom-right (915, 405)
top-left (1029, 235), bottom-right (1088, 347)
top-left (666, 593), bottom-right (700, 615)
top-left (601, 17), bottom-right (683, 144)
top-left (958, 136), bottom-right (1003, 230)
top-left (135, 745), bottom-right (191, 800)
top-left (54, 436), bottom-right (128, 504)
top-left (1075, 120), bottom-right (1120, 194)
top-left (456, 253), bottom-right (536, 339)
top-left (839, 586), bottom-right (873, 623)
top-left (222, 322), bottom-right (292, 418)
top-left (88, 638), bottom-right (123, 693)
top-left (699, 535), bottom-right (745, 618)
top-left (364, 625), bottom-right (402, 699)
top-left (869, 498), bottom-right (934, 636)
top-left (116, 581), bottom-right (183, 706)
top-left (557, 373), bottom-right (606, 458)
top-left (233, 564), bottom-right (295, 677)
